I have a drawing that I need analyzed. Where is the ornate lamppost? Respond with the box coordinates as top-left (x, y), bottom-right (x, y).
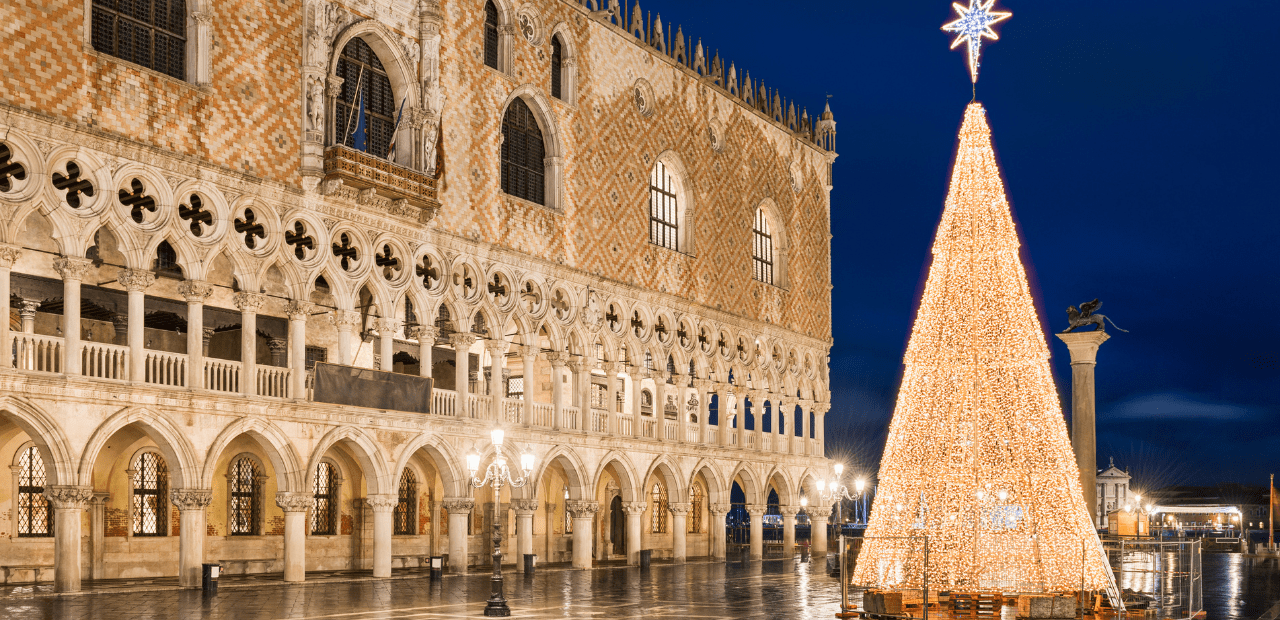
top-left (467, 429), bottom-right (535, 617)
top-left (817, 463), bottom-right (855, 616)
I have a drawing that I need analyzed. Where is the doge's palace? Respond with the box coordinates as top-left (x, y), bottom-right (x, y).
top-left (0, 0), bottom-right (836, 591)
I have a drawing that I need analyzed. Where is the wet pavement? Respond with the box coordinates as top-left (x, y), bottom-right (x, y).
top-left (1205, 553), bottom-right (1280, 620)
top-left (0, 559), bottom-right (843, 619)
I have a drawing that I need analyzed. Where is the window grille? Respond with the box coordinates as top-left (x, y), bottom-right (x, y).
top-left (500, 98), bottom-right (546, 205)
top-left (564, 486), bottom-right (572, 533)
top-left (394, 469), bottom-right (417, 535)
top-left (153, 240), bottom-right (182, 278)
top-left (17, 446), bottom-right (52, 537)
top-left (550, 37), bottom-right (563, 99)
top-left (649, 161), bottom-right (680, 251)
top-left (507, 375), bottom-right (525, 399)
top-left (312, 462), bottom-right (338, 535)
top-left (334, 38), bottom-right (396, 159)
top-left (132, 452), bottom-right (169, 536)
top-left (641, 390), bottom-right (653, 416)
top-left (305, 345), bottom-right (328, 370)
top-left (228, 457), bottom-right (261, 536)
top-left (483, 1), bottom-right (499, 69)
top-left (91, 0), bottom-right (186, 80)
top-left (651, 483), bottom-right (668, 533)
top-left (690, 483), bottom-right (704, 534)
top-left (752, 209), bottom-right (775, 285)
top-left (590, 383), bottom-right (607, 409)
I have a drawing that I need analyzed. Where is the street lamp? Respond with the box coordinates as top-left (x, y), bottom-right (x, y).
top-left (817, 463), bottom-right (855, 616)
top-left (467, 428), bottom-right (535, 617)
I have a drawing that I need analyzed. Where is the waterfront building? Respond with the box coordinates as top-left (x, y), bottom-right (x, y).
top-left (0, 0), bottom-right (836, 590)
top-left (1096, 458), bottom-right (1132, 529)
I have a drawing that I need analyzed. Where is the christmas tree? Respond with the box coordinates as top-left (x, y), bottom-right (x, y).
top-left (851, 103), bottom-right (1113, 593)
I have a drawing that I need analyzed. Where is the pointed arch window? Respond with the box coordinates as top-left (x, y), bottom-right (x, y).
top-left (312, 462), bottom-right (339, 535)
top-left (501, 98), bottom-right (546, 205)
top-left (228, 457), bottom-right (262, 536)
top-left (394, 469), bottom-right (417, 535)
top-left (753, 208), bottom-right (774, 285)
top-left (690, 482), bottom-right (704, 534)
top-left (483, 1), bottom-right (500, 69)
top-left (650, 482), bottom-right (668, 533)
top-left (334, 37), bottom-right (396, 159)
top-left (132, 451), bottom-right (169, 536)
top-left (649, 161), bottom-right (679, 251)
top-left (550, 36), bottom-right (564, 100)
top-left (563, 486), bottom-right (572, 533)
top-left (16, 446), bottom-right (53, 537)
top-left (91, 0), bottom-right (186, 80)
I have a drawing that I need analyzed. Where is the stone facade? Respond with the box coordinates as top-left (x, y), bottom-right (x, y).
top-left (0, 0), bottom-right (835, 591)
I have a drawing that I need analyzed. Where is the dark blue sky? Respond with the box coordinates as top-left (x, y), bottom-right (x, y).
top-left (649, 1), bottom-right (1279, 486)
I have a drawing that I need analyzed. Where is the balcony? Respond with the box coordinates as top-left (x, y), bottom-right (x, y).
top-left (322, 145), bottom-right (440, 220)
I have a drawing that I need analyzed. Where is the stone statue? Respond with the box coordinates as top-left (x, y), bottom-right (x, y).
top-left (307, 78), bottom-right (324, 132)
top-left (1063, 299), bottom-right (1128, 333)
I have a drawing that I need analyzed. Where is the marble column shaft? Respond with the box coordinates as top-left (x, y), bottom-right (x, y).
top-left (234, 292), bottom-right (265, 396)
top-left (1057, 331), bottom-right (1110, 524)
top-left (566, 500), bottom-right (598, 569)
top-left (0, 245), bottom-right (16, 368)
top-left (368, 494), bottom-right (397, 578)
top-left (512, 499), bottom-right (538, 573)
top-left (747, 504), bottom-right (765, 560)
top-left (53, 257), bottom-right (92, 376)
top-left (444, 498), bottom-right (474, 574)
top-left (46, 485), bottom-right (93, 592)
top-left (172, 489), bottom-right (213, 587)
top-left (670, 502), bottom-right (690, 563)
top-left (277, 492), bottom-right (311, 582)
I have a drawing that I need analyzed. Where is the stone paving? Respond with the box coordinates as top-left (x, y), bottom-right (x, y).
top-left (0, 559), bottom-right (845, 619)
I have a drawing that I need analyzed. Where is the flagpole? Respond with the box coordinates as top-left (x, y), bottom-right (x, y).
top-left (341, 66), bottom-right (366, 145)
top-left (1269, 473), bottom-right (1274, 549)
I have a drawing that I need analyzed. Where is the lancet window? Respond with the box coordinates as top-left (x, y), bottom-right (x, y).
top-left (753, 208), bottom-right (774, 285)
top-left (334, 37), bottom-right (396, 159)
top-left (312, 462), bottom-right (339, 535)
top-left (500, 98), bottom-right (546, 205)
top-left (649, 161), bottom-right (680, 251)
top-left (651, 483), bottom-right (668, 533)
top-left (228, 456), bottom-right (262, 536)
top-left (16, 446), bottom-right (52, 537)
top-left (690, 482), bottom-right (704, 534)
top-left (483, 2), bottom-right (499, 69)
top-left (132, 451), bottom-right (169, 536)
top-left (551, 36), bottom-right (564, 100)
top-left (394, 469), bottom-right (417, 535)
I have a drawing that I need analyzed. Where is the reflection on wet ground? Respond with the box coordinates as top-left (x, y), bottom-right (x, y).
top-left (1204, 553), bottom-right (1280, 620)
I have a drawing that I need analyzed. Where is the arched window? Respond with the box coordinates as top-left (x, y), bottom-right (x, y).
top-left (753, 208), bottom-right (774, 285)
top-left (550, 36), bottom-right (564, 100)
top-left (649, 161), bottom-right (680, 251)
top-left (312, 462), bottom-right (339, 535)
top-left (394, 469), bottom-right (417, 535)
top-left (563, 486), bottom-right (572, 533)
top-left (483, 1), bottom-right (500, 69)
top-left (651, 483), bottom-right (668, 533)
top-left (690, 482), bottom-right (704, 534)
top-left (91, 0), bottom-right (186, 80)
top-left (16, 446), bottom-right (52, 537)
top-left (334, 37), bottom-right (396, 159)
top-left (501, 98), bottom-right (546, 205)
top-left (228, 456), bottom-right (262, 536)
top-left (641, 389), bottom-right (653, 416)
top-left (132, 451), bottom-right (169, 536)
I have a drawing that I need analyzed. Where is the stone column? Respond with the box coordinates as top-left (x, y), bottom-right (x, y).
top-left (89, 492), bottom-right (109, 580)
top-left (566, 500), bottom-right (598, 569)
top-left (670, 502), bottom-right (690, 563)
top-left (569, 359), bottom-right (592, 431)
top-left (631, 368), bottom-right (649, 439)
top-left (443, 498), bottom-right (474, 573)
top-left (486, 339), bottom-right (509, 421)
top-left (750, 392), bottom-right (766, 452)
top-left (45, 485), bottom-right (93, 591)
top-left (0, 245), bottom-right (17, 368)
top-left (623, 501), bottom-right (646, 566)
top-left (1056, 330), bottom-right (1110, 524)
top-left (811, 513), bottom-right (829, 564)
top-left (330, 310), bottom-right (361, 366)
top-left (407, 325), bottom-right (437, 378)
top-left (694, 380), bottom-right (711, 444)
top-left (118, 270), bottom-right (156, 383)
top-left (233, 292), bottom-right (266, 395)
top-left (377, 318), bottom-right (397, 372)
top-left (603, 362), bottom-right (622, 435)
top-left (653, 377), bottom-right (669, 442)
top-left (512, 499), bottom-right (538, 573)
top-left (171, 489), bottom-right (212, 587)
top-left (546, 352), bottom-right (568, 430)
top-left (519, 345), bottom-right (538, 427)
top-left (710, 504), bottom-right (730, 560)
top-left (276, 492), bottom-right (311, 582)
top-left (53, 257), bottom-right (93, 376)
top-left (717, 385), bottom-right (733, 447)
top-left (780, 506), bottom-right (798, 558)
top-left (797, 401), bottom-right (808, 456)
top-left (815, 402), bottom-right (829, 456)
top-left (285, 301), bottom-right (313, 399)
top-left (746, 504), bottom-right (765, 560)
top-left (177, 281), bottom-right (213, 390)
top-left (367, 494), bottom-right (397, 578)
top-left (16, 300), bottom-right (38, 369)
top-left (775, 398), bottom-right (790, 455)
top-left (450, 334), bottom-right (476, 416)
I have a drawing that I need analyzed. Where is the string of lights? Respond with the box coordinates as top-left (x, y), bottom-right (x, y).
top-left (851, 103), bottom-right (1113, 594)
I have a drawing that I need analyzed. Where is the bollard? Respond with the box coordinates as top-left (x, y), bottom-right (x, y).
top-left (430, 556), bottom-right (443, 581)
top-left (639, 549), bottom-right (652, 569)
top-left (524, 554), bottom-right (536, 576)
top-left (201, 563), bottom-right (220, 595)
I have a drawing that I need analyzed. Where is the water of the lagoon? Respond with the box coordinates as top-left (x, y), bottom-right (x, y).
top-left (1204, 553), bottom-right (1280, 619)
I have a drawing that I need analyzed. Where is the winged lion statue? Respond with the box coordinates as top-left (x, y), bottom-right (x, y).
top-left (1063, 299), bottom-right (1128, 333)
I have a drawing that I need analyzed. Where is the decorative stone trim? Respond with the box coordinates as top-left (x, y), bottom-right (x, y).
top-left (275, 492), bottom-right (312, 513)
top-left (511, 499), bottom-right (539, 515)
top-left (441, 498), bottom-right (475, 514)
top-left (233, 292), bottom-right (268, 312)
top-left (170, 489), bottom-right (214, 510)
top-left (119, 269), bottom-right (157, 292)
top-left (565, 500), bottom-right (599, 518)
top-left (45, 485), bottom-right (94, 509)
top-left (52, 256), bottom-right (94, 281)
top-left (177, 280), bottom-right (214, 302)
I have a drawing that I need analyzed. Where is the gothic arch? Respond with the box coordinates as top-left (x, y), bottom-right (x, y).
top-left (643, 454), bottom-right (686, 503)
top-left (547, 23), bottom-right (578, 105)
top-left (0, 397), bottom-right (74, 486)
top-left (326, 20), bottom-right (420, 150)
top-left (650, 150), bottom-right (696, 254)
top-left (201, 416), bottom-right (305, 493)
top-left (530, 444), bottom-right (589, 500)
top-left (305, 425), bottom-right (392, 496)
top-left (689, 458), bottom-right (727, 505)
top-left (730, 462), bottom-right (762, 505)
top-left (765, 466), bottom-right (796, 506)
top-left (753, 197), bottom-right (789, 287)
top-left (591, 450), bottom-right (641, 502)
top-left (392, 433), bottom-right (466, 498)
top-left (482, 0), bottom-right (516, 74)
top-left (499, 85), bottom-right (565, 210)
top-left (77, 407), bottom-right (200, 490)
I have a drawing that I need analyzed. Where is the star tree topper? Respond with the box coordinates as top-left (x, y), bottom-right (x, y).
top-left (942, 0), bottom-right (1012, 83)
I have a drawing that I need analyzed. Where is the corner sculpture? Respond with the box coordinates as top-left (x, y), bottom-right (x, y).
top-left (1063, 299), bottom-right (1128, 333)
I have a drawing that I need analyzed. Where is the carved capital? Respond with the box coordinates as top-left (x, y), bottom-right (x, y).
top-left (170, 488), bottom-right (214, 510)
top-left (285, 300), bottom-right (314, 321)
top-left (545, 351), bottom-right (569, 368)
top-left (693, 379), bottom-right (713, 391)
top-left (565, 500), bottom-right (599, 519)
top-left (449, 333), bottom-right (477, 349)
top-left (744, 503), bottom-right (767, 516)
top-left (621, 501), bottom-right (647, 516)
top-left (192, 11), bottom-right (213, 25)
top-left (177, 280), bottom-right (214, 303)
top-left (815, 402), bottom-right (831, 414)
top-left (329, 310), bottom-right (361, 329)
top-left (778, 506), bottom-right (801, 519)
top-left (376, 317), bottom-right (399, 334)
top-left (517, 344), bottom-right (539, 359)
top-left (602, 361), bottom-right (624, 374)
top-left (44, 485), bottom-right (94, 510)
top-left (442, 497), bottom-right (475, 514)
top-left (668, 502), bottom-right (692, 516)
top-left (710, 503), bottom-right (732, 516)
top-left (267, 338), bottom-right (289, 354)
top-left (0, 245), bottom-right (21, 269)
top-left (119, 269), bottom-right (156, 293)
top-left (406, 325), bottom-right (438, 342)
top-left (275, 492), bottom-right (312, 513)
top-left (233, 292), bottom-right (268, 312)
top-left (566, 360), bottom-right (588, 373)
top-left (18, 299), bottom-right (41, 318)
top-left (366, 494), bottom-right (398, 512)
top-left (511, 498), bottom-right (540, 515)
top-left (485, 339), bottom-right (510, 356)
top-left (326, 76), bottom-right (345, 98)
top-left (52, 256), bottom-right (94, 281)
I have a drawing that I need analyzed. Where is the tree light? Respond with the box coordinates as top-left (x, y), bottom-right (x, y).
top-left (942, 0), bottom-right (1012, 83)
top-left (852, 103), bottom-right (1112, 595)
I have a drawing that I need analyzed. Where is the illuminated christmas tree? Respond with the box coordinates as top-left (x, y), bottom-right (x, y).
top-left (850, 103), bottom-right (1114, 594)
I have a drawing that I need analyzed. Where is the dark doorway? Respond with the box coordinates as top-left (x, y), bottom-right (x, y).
top-left (610, 496), bottom-right (625, 556)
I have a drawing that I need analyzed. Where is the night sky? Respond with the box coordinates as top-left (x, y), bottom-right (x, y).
top-left (643, 1), bottom-right (1279, 486)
